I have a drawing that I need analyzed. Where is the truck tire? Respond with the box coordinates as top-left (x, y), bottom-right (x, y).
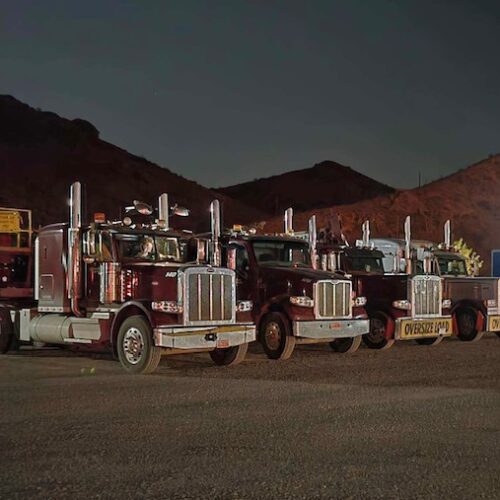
top-left (209, 342), bottom-right (248, 366)
top-left (415, 336), bottom-right (444, 346)
top-left (456, 309), bottom-right (483, 342)
top-left (0, 308), bottom-right (14, 354)
top-left (260, 312), bottom-right (295, 360)
top-left (363, 315), bottom-right (395, 350)
top-left (329, 335), bottom-right (362, 354)
top-left (116, 315), bottom-right (161, 374)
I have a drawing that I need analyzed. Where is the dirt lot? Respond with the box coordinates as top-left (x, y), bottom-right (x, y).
top-left (1, 336), bottom-right (499, 499)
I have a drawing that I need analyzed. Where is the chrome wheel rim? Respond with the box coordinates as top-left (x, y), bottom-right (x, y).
top-left (265, 321), bottom-right (281, 351)
top-left (123, 327), bottom-right (145, 365)
top-left (370, 318), bottom-right (386, 343)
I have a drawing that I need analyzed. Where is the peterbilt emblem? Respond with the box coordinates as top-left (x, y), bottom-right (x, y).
top-left (165, 272), bottom-right (177, 278)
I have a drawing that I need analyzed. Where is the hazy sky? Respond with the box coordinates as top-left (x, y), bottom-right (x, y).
top-left (1, 1), bottom-right (499, 188)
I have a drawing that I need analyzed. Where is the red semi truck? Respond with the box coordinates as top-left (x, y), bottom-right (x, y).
top-left (196, 208), bottom-right (370, 360)
top-left (371, 220), bottom-right (500, 342)
top-left (315, 217), bottom-right (453, 349)
top-left (0, 183), bottom-right (255, 373)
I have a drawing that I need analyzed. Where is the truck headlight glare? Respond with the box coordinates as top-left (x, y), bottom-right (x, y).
top-left (152, 301), bottom-right (183, 313)
top-left (353, 296), bottom-right (367, 307)
top-left (237, 300), bottom-right (253, 312)
top-left (486, 299), bottom-right (497, 308)
top-left (290, 296), bottom-right (314, 308)
top-left (442, 299), bottom-right (452, 309)
top-left (392, 299), bottom-right (411, 310)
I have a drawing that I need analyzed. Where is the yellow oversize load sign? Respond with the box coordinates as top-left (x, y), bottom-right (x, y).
top-left (0, 210), bottom-right (21, 233)
top-left (487, 315), bottom-right (500, 332)
top-left (399, 318), bottom-right (453, 339)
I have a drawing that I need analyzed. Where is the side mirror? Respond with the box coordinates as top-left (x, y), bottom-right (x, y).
top-left (227, 247), bottom-right (237, 270)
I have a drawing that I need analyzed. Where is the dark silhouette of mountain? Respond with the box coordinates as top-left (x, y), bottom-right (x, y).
top-left (215, 160), bottom-right (395, 215)
top-left (0, 95), bottom-right (264, 231)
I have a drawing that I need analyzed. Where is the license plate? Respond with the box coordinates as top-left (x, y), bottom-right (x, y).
top-left (399, 318), bottom-right (453, 339)
top-left (216, 339), bottom-right (229, 348)
top-left (487, 315), bottom-right (500, 332)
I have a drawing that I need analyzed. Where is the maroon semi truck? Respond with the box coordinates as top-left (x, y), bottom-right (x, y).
top-left (376, 220), bottom-right (500, 342)
top-left (316, 218), bottom-right (453, 349)
top-left (0, 182), bottom-right (255, 373)
top-left (196, 208), bottom-right (370, 360)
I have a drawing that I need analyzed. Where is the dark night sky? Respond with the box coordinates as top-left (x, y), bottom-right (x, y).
top-left (1, 0), bottom-right (499, 188)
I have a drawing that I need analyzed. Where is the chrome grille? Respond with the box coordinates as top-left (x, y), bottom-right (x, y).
top-left (314, 280), bottom-right (352, 319)
top-left (411, 275), bottom-right (441, 317)
top-left (183, 268), bottom-right (235, 325)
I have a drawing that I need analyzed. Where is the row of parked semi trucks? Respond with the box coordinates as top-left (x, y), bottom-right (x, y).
top-left (0, 182), bottom-right (498, 373)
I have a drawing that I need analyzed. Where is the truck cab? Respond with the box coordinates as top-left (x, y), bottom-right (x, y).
top-left (215, 212), bottom-right (369, 360)
top-left (318, 219), bottom-right (453, 349)
top-left (1, 183), bottom-right (255, 373)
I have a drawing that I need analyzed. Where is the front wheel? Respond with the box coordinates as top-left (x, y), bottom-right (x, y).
top-left (117, 315), bottom-right (161, 374)
top-left (363, 315), bottom-right (395, 350)
top-left (330, 336), bottom-right (362, 354)
top-left (415, 336), bottom-right (444, 346)
top-left (0, 308), bottom-right (14, 354)
top-left (260, 312), bottom-right (296, 360)
top-left (456, 309), bottom-right (483, 342)
top-left (210, 343), bottom-right (248, 366)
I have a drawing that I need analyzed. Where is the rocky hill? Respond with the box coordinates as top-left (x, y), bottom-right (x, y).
top-left (216, 160), bottom-right (395, 215)
top-left (260, 155), bottom-right (500, 273)
top-left (0, 95), bottom-right (264, 231)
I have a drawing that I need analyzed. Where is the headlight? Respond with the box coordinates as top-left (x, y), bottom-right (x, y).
top-left (486, 299), bottom-right (497, 308)
top-left (392, 299), bottom-right (411, 310)
top-left (442, 299), bottom-right (452, 309)
top-left (237, 300), bottom-right (253, 312)
top-left (353, 296), bottom-right (367, 307)
top-left (152, 301), bottom-right (183, 313)
top-left (290, 296), bottom-right (314, 308)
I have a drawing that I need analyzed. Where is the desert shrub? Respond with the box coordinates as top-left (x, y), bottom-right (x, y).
top-left (453, 238), bottom-right (483, 276)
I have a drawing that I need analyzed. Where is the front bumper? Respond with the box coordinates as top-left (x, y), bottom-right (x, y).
top-left (486, 314), bottom-right (500, 332)
top-left (395, 316), bottom-right (453, 340)
top-left (154, 323), bottom-right (256, 349)
top-left (293, 318), bottom-right (369, 340)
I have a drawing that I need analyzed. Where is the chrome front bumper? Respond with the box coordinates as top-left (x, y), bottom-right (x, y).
top-left (292, 318), bottom-right (369, 340)
top-left (154, 323), bottom-right (256, 349)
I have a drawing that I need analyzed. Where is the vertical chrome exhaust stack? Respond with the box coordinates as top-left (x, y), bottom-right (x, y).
top-left (68, 181), bottom-right (83, 316)
top-left (362, 220), bottom-right (370, 247)
top-left (308, 215), bottom-right (317, 269)
top-left (284, 207), bottom-right (293, 235)
top-left (158, 193), bottom-right (169, 230)
top-left (404, 215), bottom-right (412, 275)
top-left (444, 220), bottom-right (451, 250)
top-left (210, 199), bottom-right (221, 267)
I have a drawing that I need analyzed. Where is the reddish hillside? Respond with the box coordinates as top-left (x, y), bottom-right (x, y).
top-left (261, 155), bottom-right (500, 273)
top-left (216, 160), bottom-right (395, 215)
top-left (0, 95), bottom-right (264, 231)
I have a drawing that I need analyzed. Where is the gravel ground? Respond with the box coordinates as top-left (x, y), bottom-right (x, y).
top-left (1, 335), bottom-right (499, 499)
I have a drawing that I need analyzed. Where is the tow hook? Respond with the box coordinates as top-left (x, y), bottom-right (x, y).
top-left (205, 333), bottom-right (217, 342)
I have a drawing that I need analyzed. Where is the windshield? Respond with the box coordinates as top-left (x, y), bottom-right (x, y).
top-left (116, 234), bottom-right (182, 262)
top-left (252, 240), bottom-right (311, 267)
top-left (438, 256), bottom-right (467, 276)
top-left (345, 253), bottom-right (384, 273)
